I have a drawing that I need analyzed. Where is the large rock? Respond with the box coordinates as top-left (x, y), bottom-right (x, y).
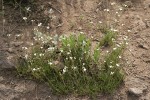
top-left (0, 59), bottom-right (15, 70)
top-left (126, 77), bottom-right (148, 97)
top-left (128, 87), bottom-right (146, 96)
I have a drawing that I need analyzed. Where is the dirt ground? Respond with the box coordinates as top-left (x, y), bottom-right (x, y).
top-left (0, 0), bottom-right (150, 99)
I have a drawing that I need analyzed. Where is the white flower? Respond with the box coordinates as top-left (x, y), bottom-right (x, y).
top-left (110, 2), bottom-right (116, 5)
top-left (124, 4), bottom-right (128, 7)
top-left (106, 51), bottom-right (109, 53)
top-left (39, 53), bottom-right (44, 56)
top-left (25, 7), bottom-right (31, 12)
top-left (80, 32), bottom-right (84, 34)
top-left (126, 42), bottom-right (128, 45)
top-left (63, 66), bottom-right (67, 74)
top-left (7, 34), bottom-right (11, 37)
top-left (33, 37), bottom-right (37, 41)
top-left (67, 52), bottom-right (70, 55)
top-left (73, 66), bottom-right (77, 70)
top-left (67, 44), bottom-right (70, 47)
top-left (48, 8), bottom-right (54, 14)
top-left (119, 43), bottom-right (122, 45)
top-left (98, 21), bottom-right (102, 24)
top-left (96, 48), bottom-right (99, 50)
top-left (25, 54), bottom-right (28, 59)
top-left (116, 64), bottom-right (120, 67)
top-left (127, 30), bottom-right (131, 32)
top-left (83, 40), bottom-right (86, 46)
top-left (48, 47), bottom-right (55, 51)
top-left (104, 9), bottom-right (110, 12)
top-left (106, 9), bottom-right (110, 12)
top-left (38, 23), bottom-right (42, 27)
top-left (83, 67), bottom-right (86, 72)
top-left (109, 65), bottom-right (113, 68)
top-left (70, 57), bottom-right (73, 60)
top-left (32, 68), bottom-right (36, 71)
top-left (34, 53), bottom-right (37, 56)
top-left (60, 49), bottom-right (63, 53)
top-left (121, 24), bottom-right (125, 26)
top-left (119, 56), bottom-right (122, 59)
top-left (119, 8), bottom-right (123, 11)
top-left (113, 48), bottom-right (117, 50)
top-left (16, 34), bottom-right (21, 37)
top-left (23, 17), bottom-right (27, 20)
top-left (32, 68), bottom-right (40, 71)
top-left (52, 40), bottom-right (57, 45)
top-left (31, 20), bottom-right (35, 22)
top-left (113, 29), bottom-right (118, 32)
top-left (22, 47), bottom-right (28, 50)
top-left (116, 44), bottom-right (120, 47)
top-left (74, 57), bottom-right (76, 60)
top-left (112, 38), bottom-right (115, 41)
top-left (48, 62), bottom-right (53, 65)
top-left (47, 26), bottom-right (50, 29)
top-left (83, 63), bottom-right (85, 66)
top-left (110, 72), bottom-right (114, 75)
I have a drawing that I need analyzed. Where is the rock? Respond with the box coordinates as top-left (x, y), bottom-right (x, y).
top-left (0, 76), bottom-right (4, 82)
top-left (133, 20), bottom-right (146, 33)
top-left (138, 44), bottom-right (149, 50)
top-left (0, 59), bottom-right (15, 70)
top-left (146, 20), bottom-right (150, 27)
top-left (128, 88), bottom-right (145, 96)
top-left (126, 77), bottom-right (148, 97)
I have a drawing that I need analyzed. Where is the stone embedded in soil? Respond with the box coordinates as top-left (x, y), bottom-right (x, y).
top-left (138, 44), bottom-right (149, 50)
top-left (146, 20), bottom-right (150, 27)
top-left (126, 77), bottom-right (148, 97)
top-left (128, 88), bottom-right (144, 96)
top-left (0, 60), bottom-right (15, 70)
top-left (132, 20), bottom-right (146, 33)
top-left (0, 76), bottom-right (4, 82)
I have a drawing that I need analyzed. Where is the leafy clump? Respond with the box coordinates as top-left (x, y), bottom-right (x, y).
top-left (99, 29), bottom-right (117, 47)
top-left (17, 32), bottom-right (125, 97)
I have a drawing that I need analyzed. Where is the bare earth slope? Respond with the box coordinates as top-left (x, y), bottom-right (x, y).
top-left (0, 0), bottom-right (150, 99)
